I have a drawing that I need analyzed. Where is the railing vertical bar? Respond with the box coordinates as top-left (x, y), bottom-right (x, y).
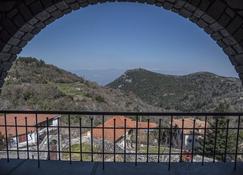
top-left (35, 113), bottom-right (40, 168)
top-left (213, 119), bottom-right (218, 163)
top-left (224, 119), bottom-right (229, 163)
top-left (135, 115), bottom-right (138, 166)
top-left (68, 114), bottom-right (71, 164)
top-left (14, 117), bottom-right (19, 159)
top-left (4, 112), bottom-right (9, 162)
top-left (113, 118), bottom-right (116, 162)
top-left (46, 117), bottom-right (50, 160)
top-left (79, 117), bottom-right (82, 162)
top-left (191, 119), bottom-right (196, 163)
top-left (180, 119), bottom-right (184, 162)
top-left (146, 119), bottom-right (150, 163)
top-left (57, 118), bottom-right (61, 161)
top-left (202, 116), bottom-right (207, 165)
top-left (102, 115), bottom-right (105, 170)
top-left (25, 117), bottom-right (29, 159)
top-left (168, 115), bottom-right (173, 171)
top-left (158, 119), bottom-right (161, 163)
top-left (91, 117), bottom-right (94, 162)
top-left (234, 115), bottom-right (241, 170)
top-left (124, 119), bottom-right (127, 163)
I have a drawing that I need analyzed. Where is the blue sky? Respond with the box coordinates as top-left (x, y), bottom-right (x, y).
top-left (19, 2), bottom-right (238, 78)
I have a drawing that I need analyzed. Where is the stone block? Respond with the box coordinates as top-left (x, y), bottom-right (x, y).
top-left (233, 44), bottom-right (243, 54)
top-left (223, 37), bottom-right (237, 46)
top-left (201, 14), bottom-right (215, 24)
top-left (8, 37), bottom-right (20, 46)
top-left (207, 0), bottom-right (226, 20)
top-left (179, 8), bottom-right (192, 18)
top-left (223, 46), bottom-right (236, 56)
top-left (209, 22), bottom-right (223, 31)
top-left (227, 15), bottom-right (243, 34)
top-left (197, 19), bottom-right (208, 28)
top-left (36, 11), bottom-right (51, 21)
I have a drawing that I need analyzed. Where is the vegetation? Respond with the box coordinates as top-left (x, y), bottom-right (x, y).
top-left (62, 143), bottom-right (99, 161)
top-left (0, 133), bottom-right (5, 150)
top-left (108, 68), bottom-right (243, 112)
top-left (197, 102), bottom-right (237, 161)
top-left (0, 57), bottom-right (161, 112)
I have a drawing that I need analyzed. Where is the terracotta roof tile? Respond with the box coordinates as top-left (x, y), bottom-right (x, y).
top-left (92, 116), bottom-right (157, 143)
top-left (173, 118), bottom-right (207, 134)
top-left (0, 114), bottom-right (58, 137)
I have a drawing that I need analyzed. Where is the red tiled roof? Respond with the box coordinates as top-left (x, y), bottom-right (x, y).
top-left (0, 114), bottom-right (58, 137)
top-left (92, 116), bottom-right (157, 143)
top-left (173, 118), bottom-right (206, 134)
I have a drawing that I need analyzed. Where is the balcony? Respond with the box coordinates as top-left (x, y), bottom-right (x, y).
top-left (0, 111), bottom-right (243, 175)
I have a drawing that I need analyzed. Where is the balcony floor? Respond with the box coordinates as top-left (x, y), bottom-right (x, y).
top-left (1, 159), bottom-right (243, 175)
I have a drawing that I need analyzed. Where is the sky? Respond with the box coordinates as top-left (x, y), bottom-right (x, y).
top-left (19, 2), bottom-right (238, 80)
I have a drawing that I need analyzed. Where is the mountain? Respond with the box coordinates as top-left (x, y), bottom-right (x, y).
top-left (0, 58), bottom-right (162, 112)
top-left (107, 68), bottom-right (243, 112)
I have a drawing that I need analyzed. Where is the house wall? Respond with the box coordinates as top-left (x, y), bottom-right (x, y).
top-left (11, 131), bottom-right (37, 148)
top-left (9, 117), bottom-right (58, 148)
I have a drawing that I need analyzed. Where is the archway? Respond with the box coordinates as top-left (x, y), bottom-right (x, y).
top-left (0, 0), bottom-right (243, 87)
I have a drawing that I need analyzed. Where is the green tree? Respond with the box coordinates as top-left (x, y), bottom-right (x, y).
top-left (197, 102), bottom-right (236, 161)
top-left (0, 132), bottom-right (5, 150)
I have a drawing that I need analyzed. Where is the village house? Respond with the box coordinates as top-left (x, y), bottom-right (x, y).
top-left (0, 114), bottom-right (60, 148)
top-left (173, 118), bottom-right (207, 150)
top-left (85, 116), bottom-right (157, 148)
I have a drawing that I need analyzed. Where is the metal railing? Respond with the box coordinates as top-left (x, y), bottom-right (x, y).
top-left (0, 111), bottom-right (242, 171)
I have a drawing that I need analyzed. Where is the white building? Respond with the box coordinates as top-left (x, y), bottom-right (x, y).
top-left (0, 114), bottom-right (60, 148)
top-left (173, 118), bottom-right (207, 150)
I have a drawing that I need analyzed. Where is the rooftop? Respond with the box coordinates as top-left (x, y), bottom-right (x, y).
top-left (0, 114), bottom-right (58, 136)
top-left (173, 118), bottom-right (207, 134)
top-left (91, 116), bottom-right (157, 143)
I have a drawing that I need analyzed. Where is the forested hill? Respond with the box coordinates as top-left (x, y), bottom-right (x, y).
top-left (107, 68), bottom-right (243, 112)
top-left (0, 57), bottom-right (162, 112)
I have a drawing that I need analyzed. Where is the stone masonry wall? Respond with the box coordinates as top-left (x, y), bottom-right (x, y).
top-left (0, 0), bottom-right (243, 87)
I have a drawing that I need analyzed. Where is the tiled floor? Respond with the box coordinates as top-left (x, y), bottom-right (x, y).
top-left (1, 159), bottom-right (243, 175)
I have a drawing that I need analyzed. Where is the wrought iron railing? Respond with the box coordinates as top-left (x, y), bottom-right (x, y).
top-left (0, 111), bottom-right (242, 171)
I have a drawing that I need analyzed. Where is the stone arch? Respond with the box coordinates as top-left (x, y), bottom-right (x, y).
top-left (0, 0), bottom-right (243, 87)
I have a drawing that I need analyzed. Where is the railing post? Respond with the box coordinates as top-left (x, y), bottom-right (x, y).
top-left (46, 117), bottom-right (50, 160)
top-left (68, 115), bottom-right (71, 164)
top-left (4, 112), bottom-right (9, 162)
top-left (146, 119), bottom-right (150, 163)
top-left (180, 119), bottom-right (184, 162)
top-left (57, 118), bottom-right (61, 161)
top-left (91, 117), bottom-right (94, 162)
top-left (14, 117), bottom-right (19, 159)
top-left (35, 113), bottom-right (40, 168)
top-left (234, 115), bottom-right (241, 170)
top-left (191, 119), bottom-right (196, 163)
top-left (202, 116), bottom-right (207, 165)
top-left (213, 119), bottom-right (218, 163)
top-left (157, 119), bottom-right (161, 163)
top-left (113, 118), bottom-right (116, 162)
top-left (224, 119), bottom-right (229, 163)
top-left (25, 117), bottom-right (29, 159)
top-left (102, 115), bottom-right (105, 170)
top-left (79, 117), bottom-right (82, 162)
top-left (135, 115), bottom-right (138, 166)
top-left (168, 115), bottom-right (173, 171)
top-left (124, 119), bottom-right (127, 163)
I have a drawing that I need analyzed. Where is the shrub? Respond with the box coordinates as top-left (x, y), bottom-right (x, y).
top-left (95, 96), bottom-right (105, 103)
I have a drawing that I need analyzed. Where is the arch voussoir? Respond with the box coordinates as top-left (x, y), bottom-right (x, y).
top-left (0, 0), bottom-right (243, 87)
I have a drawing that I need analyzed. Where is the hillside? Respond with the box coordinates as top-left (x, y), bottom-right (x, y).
top-left (107, 68), bottom-right (243, 112)
top-left (0, 57), bottom-right (162, 112)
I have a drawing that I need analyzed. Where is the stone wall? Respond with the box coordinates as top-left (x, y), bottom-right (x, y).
top-left (0, 0), bottom-right (243, 87)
